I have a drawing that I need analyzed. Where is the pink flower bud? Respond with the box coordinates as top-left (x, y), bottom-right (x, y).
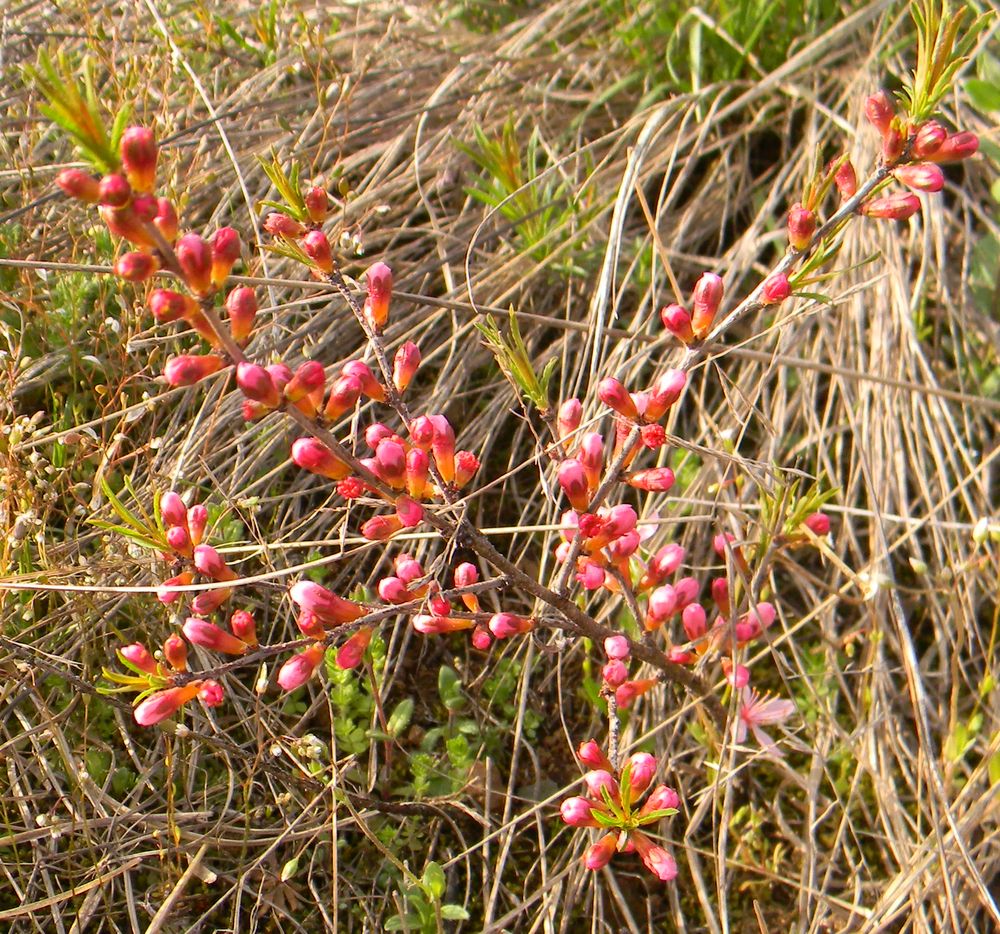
top-left (364, 423), bottom-right (393, 449)
top-left (153, 197), bottom-right (178, 243)
top-left (604, 635), bottom-right (630, 660)
top-left (598, 377), bottom-right (639, 419)
top-left (673, 576), bottom-right (699, 608)
top-left (631, 832), bottom-right (678, 882)
top-left (291, 437), bottom-right (350, 480)
top-left (134, 683), bottom-right (201, 726)
top-left (120, 643), bottom-right (158, 674)
top-left (576, 561), bottom-right (606, 590)
top-left (787, 203), bottom-right (816, 251)
top-left (602, 504), bottom-right (637, 541)
top-left (182, 617), bottom-right (248, 655)
top-left (560, 796), bottom-right (599, 827)
top-left (130, 194), bottom-right (158, 222)
top-left (681, 603), bottom-right (707, 641)
top-left (115, 251), bottom-right (159, 282)
top-left (290, 580), bottom-right (365, 626)
top-left (804, 512), bottom-right (831, 536)
top-left (393, 341), bottom-right (421, 392)
top-left (198, 680), bottom-right (224, 707)
top-left (583, 833), bottom-right (618, 871)
top-left (157, 571), bottom-right (192, 603)
top-left (277, 643), bottom-right (325, 691)
top-left (412, 614), bottom-right (473, 635)
top-left (911, 121), bottom-right (947, 158)
top-left (454, 450), bottom-right (480, 489)
top-left (558, 458), bottom-right (590, 511)
top-left (659, 303), bottom-right (695, 343)
top-left (162, 634), bottom-right (188, 671)
top-left (210, 227), bottom-right (241, 286)
top-left (225, 287), bottom-right (257, 344)
top-left (263, 212), bottom-right (306, 239)
top-left (362, 514), bottom-right (404, 541)
top-left (174, 233), bottom-right (214, 295)
top-left (583, 769), bottom-right (619, 802)
top-left (615, 677), bottom-right (657, 708)
top-left (302, 229), bottom-right (333, 272)
top-left (646, 585), bottom-right (677, 629)
top-left (602, 659), bottom-right (628, 687)
top-left (297, 611), bottom-right (324, 639)
top-left (409, 415), bottom-right (435, 450)
top-left (159, 491), bottom-right (188, 529)
top-left (304, 186), bottom-right (330, 223)
top-left (833, 159), bottom-right (858, 198)
top-left (395, 554), bottom-right (424, 584)
top-left (864, 90), bottom-right (894, 136)
top-left (488, 612), bottom-right (531, 639)
top-left (193, 544), bottom-right (236, 582)
top-left (379, 577), bottom-right (412, 604)
top-left (691, 272), bottom-right (723, 338)
top-left (149, 289), bottom-right (197, 324)
top-left (283, 360), bottom-right (326, 405)
top-left (190, 585), bottom-right (233, 616)
top-left (640, 423), bottom-right (666, 449)
top-left (645, 544), bottom-right (685, 585)
top-left (861, 192), bottom-right (921, 220)
top-left (721, 658), bottom-right (750, 688)
top-left (667, 646), bottom-right (694, 665)
top-left (626, 467), bottom-right (675, 492)
top-left (927, 131), bottom-right (978, 163)
top-left (577, 740), bottom-right (612, 771)
top-left (99, 205), bottom-right (156, 248)
top-left (711, 577), bottom-right (730, 615)
top-left (893, 163), bottom-right (944, 193)
top-left (335, 627), bottom-right (372, 670)
top-left (363, 262), bottom-right (392, 328)
top-left (557, 398), bottom-right (583, 442)
top-left (235, 362), bottom-right (280, 409)
top-left (608, 530), bottom-right (640, 560)
top-left (166, 525), bottom-right (193, 557)
top-left (402, 448), bottom-right (429, 499)
top-left (343, 361), bottom-right (386, 402)
top-left (471, 626), bottom-right (493, 650)
top-left (735, 601), bottom-right (776, 643)
top-left (120, 127), bottom-right (158, 193)
top-left (713, 532), bottom-right (747, 570)
top-left (99, 174), bottom-right (131, 207)
top-left (641, 784), bottom-right (680, 814)
top-left (395, 496), bottom-right (423, 528)
top-left (228, 610), bottom-right (257, 646)
top-left (322, 374), bottom-right (363, 419)
top-left (644, 369), bottom-right (687, 421)
top-left (56, 168), bottom-right (101, 203)
top-left (429, 592), bottom-right (452, 617)
top-left (626, 752), bottom-right (657, 797)
top-left (882, 124), bottom-right (905, 162)
top-left (761, 274), bottom-right (791, 305)
top-left (372, 439), bottom-right (406, 487)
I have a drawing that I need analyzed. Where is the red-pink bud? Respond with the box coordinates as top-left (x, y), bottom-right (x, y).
top-left (210, 227), bottom-right (241, 286)
top-left (163, 354), bottom-right (225, 386)
top-left (673, 576), bottom-right (699, 608)
top-left (198, 680), bottom-right (224, 707)
top-left (604, 635), bottom-right (630, 659)
top-left (721, 658), bottom-right (750, 689)
top-left (761, 274), bottom-right (791, 305)
top-left (578, 740), bottom-right (613, 771)
top-left (787, 203), bottom-right (816, 251)
top-left (681, 603), bottom-right (707, 641)
top-left (120, 643), bottom-right (158, 674)
top-left (323, 374), bottom-right (363, 419)
top-left (56, 168), bottom-right (101, 203)
top-left (471, 626), bottom-right (493, 650)
top-left (99, 205), bottom-right (156, 248)
top-left (365, 423), bottom-right (393, 449)
top-left (861, 192), bottom-right (921, 220)
top-left (159, 491), bottom-right (188, 529)
top-left (578, 432), bottom-right (604, 490)
top-left (804, 512), bottom-right (831, 536)
top-left (557, 398), bottom-right (583, 443)
top-left (625, 467), bottom-right (675, 492)
top-left (632, 831), bottom-right (678, 882)
top-left (455, 450), bottom-right (480, 489)
top-left (157, 571), bottom-right (192, 604)
top-left (558, 458), bottom-right (590, 511)
top-left (291, 437), bottom-right (350, 480)
top-left (153, 197), bottom-right (178, 243)
top-left (176, 233), bottom-right (214, 295)
top-left (129, 194), bottom-right (157, 222)
top-left (409, 415), bottom-right (435, 450)
top-left (165, 525), bottom-right (192, 557)
top-left (583, 833), bottom-right (618, 871)
top-left (290, 581), bottom-right (365, 626)
top-left (395, 496), bottom-right (423, 528)
top-left (193, 544), bottom-right (236, 582)
top-left (277, 643), bottom-right (325, 691)
top-left (373, 439), bottom-right (406, 487)
top-left (911, 121), bottom-right (947, 159)
top-left (362, 514), bottom-right (404, 541)
top-left (115, 251), bottom-right (159, 282)
top-left (182, 617), bottom-right (248, 655)
top-left (642, 544), bottom-right (685, 589)
top-left (302, 229), bottom-right (333, 272)
top-left (99, 174), bottom-right (131, 207)
top-left (489, 612), bottom-right (532, 639)
top-left (644, 369), bottom-right (687, 421)
top-left (560, 796), bottom-right (599, 828)
top-left (225, 287), bottom-right (257, 344)
top-left (191, 589), bottom-right (233, 621)
top-left (185, 505), bottom-right (207, 546)
top-left (395, 554), bottom-right (423, 585)
top-left (711, 577), bottom-right (730, 615)
top-left (864, 91), bottom-right (894, 136)
top-left (149, 289), bottom-right (197, 324)
top-left (927, 131), bottom-right (978, 163)
top-left (162, 634), bottom-right (188, 671)
top-left (405, 448), bottom-right (430, 498)
top-left (598, 377), bottom-right (639, 419)
top-left (626, 752), bottom-right (658, 797)
top-left (236, 362), bottom-right (280, 408)
top-left (263, 212), bottom-right (306, 239)
top-left (894, 163), bottom-right (945, 193)
top-left (646, 585), bottom-right (677, 629)
top-left (832, 158), bottom-right (858, 198)
top-left (615, 677), bottom-right (657, 708)
top-left (393, 341), bottom-right (421, 392)
top-left (304, 186), bottom-right (330, 223)
top-left (228, 609), bottom-right (257, 646)
top-left (660, 304), bottom-right (695, 343)
top-left (584, 769), bottom-right (620, 802)
top-left (641, 784), bottom-right (681, 814)
top-left (691, 272), bottom-right (723, 338)
top-left (133, 683), bottom-right (201, 726)
top-left (342, 361), bottom-right (386, 402)
top-left (335, 627), bottom-right (372, 670)
top-left (379, 577), bottom-right (413, 604)
top-left (882, 124), bottom-right (905, 163)
top-left (363, 262), bottom-right (392, 329)
top-left (430, 415), bottom-right (456, 483)
top-left (284, 360), bottom-right (326, 404)
top-left (120, 127), bottom-right (158, 193)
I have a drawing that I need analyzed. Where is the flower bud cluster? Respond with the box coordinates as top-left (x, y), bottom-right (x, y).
top-left (560, 742), bottom-right (681, 883)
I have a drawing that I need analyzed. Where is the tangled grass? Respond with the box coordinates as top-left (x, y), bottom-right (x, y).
top-left (1, 1), bottom-right (998, 930)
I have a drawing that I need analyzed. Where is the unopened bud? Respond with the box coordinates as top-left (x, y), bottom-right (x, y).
top-left (291, 437), bottom-right (350, 480)
top-left (263, 212), bottom-right (306, 239)
top-left (787, 203), bottom-right (816, 251)
top-left (644, 369), bottom-right (686, 421)
top-left (342, 360), bottom-right (386, 401)
top-left (691, 272), bottom-right (723, 338)
top-left (56, 168), bottom-right (101, 203)
top-left (455, 450), bottom-right (480, 488)
top-left (187, 504), bottom-right (208, 545)
top-left (119, 127), bottom-right (158, 193)
top-left (761, 274), bottom-right (791, 305)
top-left (304, 186), bottom-right (330, 223)
top-left (225, 287), bottom-right (257, 344)
top-left (557, 398), bottom-right (583, 442)
top-left (210, 227), bottom-right (241, 286)
top-left (176, 233), bottom-right (214, 295)
top-left (864, 90), bottom-right (894, 136)
top-left (393, 341), bottom-right (420, 392)
top-left (861, 192), bottom-right (921, 220)
top-left (153, 198), bottom-right (178, 243)
top-left (893, 163), bottom-right (944, 193)
top-left (626, 467), bottom-right (675, 492)
top-left (926, 131), bottom-right (978, 163)
top-left (362, 514), bottom-right (404, 541)
top-left (323, 374), bottom-right (363, 419)
top-left (115, 251), bottom-right (159, 282)
top-left (302, 229), bottom-right (333, 273)
top-left (558, 458), bottom-right (590, 511)
top-left (832, 158), bottom-right (857, 198)
top-left (236, 362), bottom-right (281, 408)
top-left (911, 121), bottom-right (947, 159)
top-left (164, 354), bottom-right (225, 386)
top-left (162, 634), bottom-right (188, 671)
top-left (99, 174), bottom-right (131, 207)
top-left (229, 610), bottom-right (258, 646)
top-left (660, 304), bottom-right (694, 343)
top-left (284, 360), bottom-right (326, 403)
top-left (598, 377), bottom-right (639, 420)
top-left (363, 262), bottom-right (392, 329)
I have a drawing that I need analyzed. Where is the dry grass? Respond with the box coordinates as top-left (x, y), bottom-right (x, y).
top-left (1, 1), bottom-right (998, 931)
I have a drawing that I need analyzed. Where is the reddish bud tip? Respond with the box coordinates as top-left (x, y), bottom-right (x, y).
top-left (626, 467), bottom-right (675, 492)
top-left (236, 362), bottom-right (281, 408)
top-left (56, 168), bottom-right (101, 203)
top-left (149, 289), bottom-right (196, 323)
top-left (263, 212), bottom-right (306, 239)
top-left (598, 377), bottom-right (639, 420)
top-left (115, 251), bottom-right (159, 282)
top-left (176, 233), bottom-right (214, 295)
top-left (210, 227), bottom-right (241, 286)
top-left (644, 369), bottom-right (687, 421)
top-left (557, 398), bottom-right (583, 442)
top-left (832, 158), bottom-right (858, 198)
top-left (99, 174), bottom-right (131, 207)
top-left (302, 229), bottom-right (334, 273)
top-left (893, 163), bottom-right (944, 193)
top-left (162, 634), bottom-right (188, 671)
top-left (225, 286), bottom-right (258, 344)
top-left (393, 341), bottom-right (421, 393)
top-left (761, 274), bottom-right (791, 305)
top-left (120, 127), bottom-right (158, 193)
top-left (911, 121), bottom-right (947, 159)
top-left (691, 272), bottom-right (724, 338)
top-left (864, 90), bottom-right (895, 136)
top-left (163, 354), bottom-right (226, 386)
top-left (861, 192), bottom-right (921, 220)
top-left (292, 437), bottom-right (350, 480)
top-left (182, 617), bottom-right (248, 655)
top-left (363, 262), bottom-right (392, 329)
top-left (927, 131), bottom-right (978, 163)
top-left (342, 360), bottom-right (386, 401)
top-left (304, 186), bottom-right (331, 223)
top-left (153, 198), bottom-right (178, 243)
top-left (660, 304), bottom-right (695, 343)
top-left (277, 644), bottom-right (325, 692)
top-left (284, 360), bottom-right (326, 403)
top-left (558, 458), bottom-right (590, 511)
top-left (787, 203), bottom-right (816, 251)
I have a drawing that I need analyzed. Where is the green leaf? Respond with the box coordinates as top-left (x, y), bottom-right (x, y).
top-left (441, 905), bottom-right (470, 920)
top-left (421, 861), bottom-right (446, 899)
top-left (989, 748), bottom-right (1000, 786)
top-left (387, 698), bottom-right (414, 738)
top-left (280, 857), bottom-right (299, 882)
top-left (965, 78), bottom-right (1000, 112)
